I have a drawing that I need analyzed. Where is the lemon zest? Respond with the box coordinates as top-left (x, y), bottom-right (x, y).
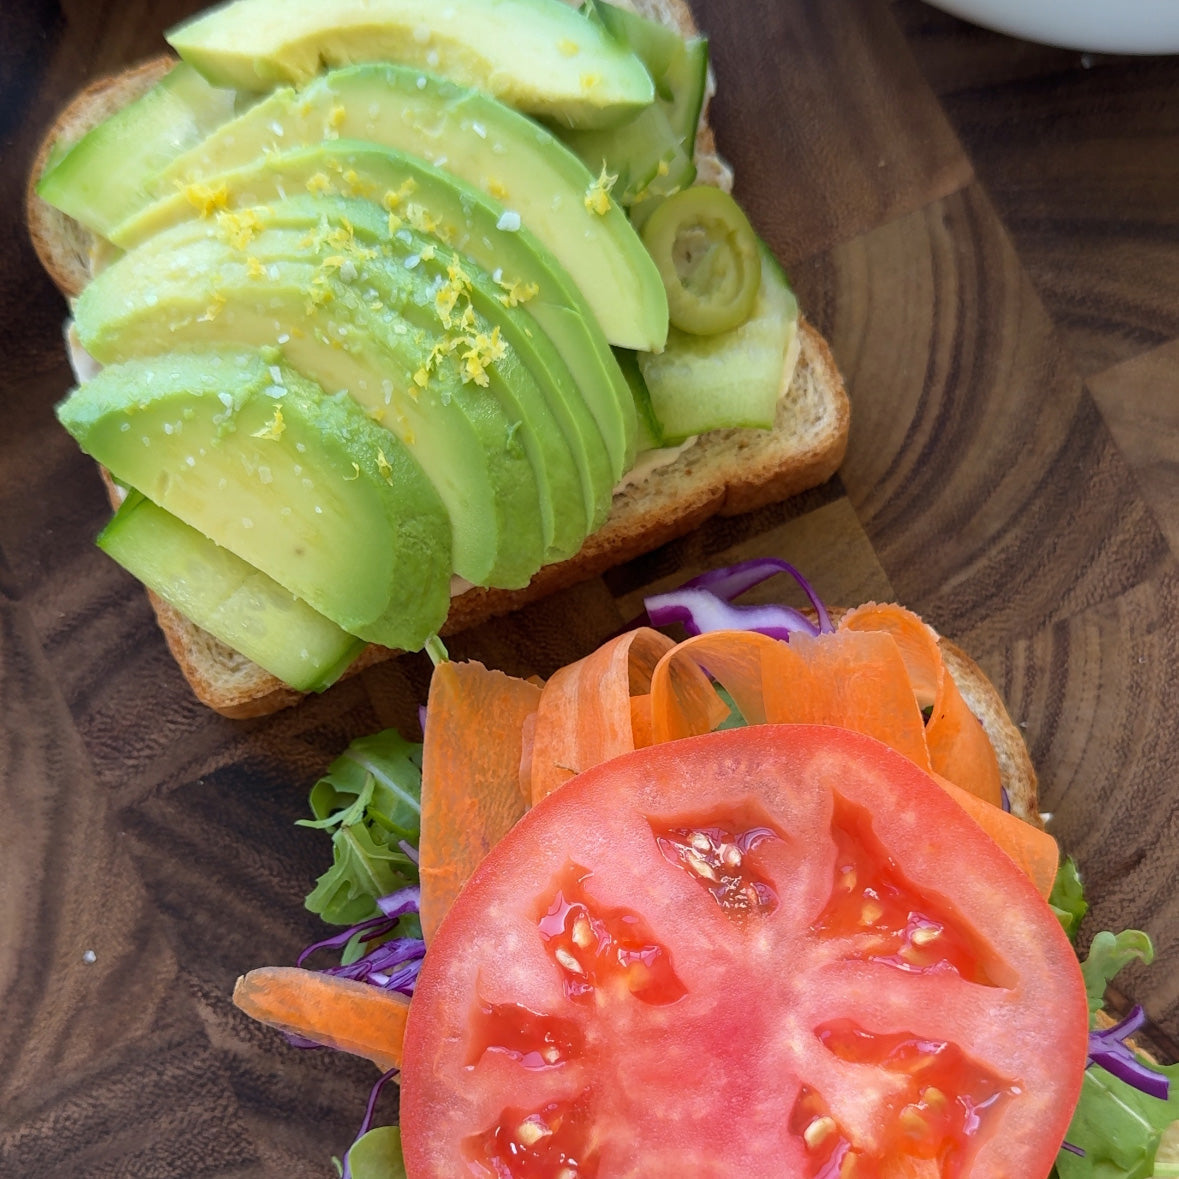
top-left (406, 203), bottom-right (441, 236)
top-left (341, 168), bottom-right (372, 197)
top-left (434, 260), bottom-right (473, 329)
top-left (251, 406), bottom-right (285, 441)
top-left (198, 292), bottom-right (226, 322)
top-left (216, 207), bottom-right (264, 250)
top-left (181, 180), bottom-right (230, 217)
top-left (583, 164), bottom-right (618, 216)
top-left (305, 171), bottom-right (335, 197)
top-left (497, 277), bottom-right (539, 307)
top-left (459, 325), bottom-right (506, 387)
top-left (382, 179), bottom-right (418, 212)
top-left (325, 104), bottom-right (347, 139)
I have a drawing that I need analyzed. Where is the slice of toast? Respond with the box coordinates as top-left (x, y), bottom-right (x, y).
top-left (27, 3), bottom-right (851, 717)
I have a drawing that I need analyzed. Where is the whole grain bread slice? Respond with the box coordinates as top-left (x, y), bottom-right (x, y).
top-left (27, 2), bottom-right (850, 717)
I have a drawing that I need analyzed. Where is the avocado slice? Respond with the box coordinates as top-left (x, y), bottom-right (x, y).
top-left (36, 62), bottom-right (238, 238)
top-left (583, 0), bottom-right (710, 149)
top-left (157, 64), bottom-right (669, 353)
top-left (562, 0), bottom-right (709, 206)
top-left (242, 192), bottom-right (616, 532)
top-left (112, 139), bottom-right (636, 479)
top-left (223, 202), bottom-right (592, 563)
top-left (613, 347), bottom-right (665, 452)
top-left (165, 0), bottom-right (654, 128)
top-left (99, 491), bottom-right (365, 692)
top-left (250, 200), bottom-right (605, 558)
top-left (57, 351), bottom-right (453, 651)
top-left (73, 219), bottom-right (547, 589)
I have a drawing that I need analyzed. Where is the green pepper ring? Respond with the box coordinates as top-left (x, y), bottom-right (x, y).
top-left (639, 185), bottom-right (761, 336)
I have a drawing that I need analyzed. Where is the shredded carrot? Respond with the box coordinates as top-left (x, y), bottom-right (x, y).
top-left (648, 630), bottom-right (780, 743)
top-left (630, 693), bottom-right (654, 749)
top-left (232, 967), bottom-right (409, 1071)
top-left (840, 604), bottom-right (1002, 807)
top-left (762, 629), bottom-right (933, 773)
top-left (529, 627), bottom-right (675, 805)
top-left (933, 773), bottom-right (1059, 899)
top-left (517, 709), bottom-right (539, 808)
top-left (419, 660), bottom-right (541, 942)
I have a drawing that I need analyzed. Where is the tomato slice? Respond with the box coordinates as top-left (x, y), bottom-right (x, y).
top-left (400, 726), bottom-right (1088, 1179)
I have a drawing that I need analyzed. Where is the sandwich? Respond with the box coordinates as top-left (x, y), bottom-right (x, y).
top-left (26, 0), bottom-right (850, 719)
top-left (231, 560), bottom-right (1179, 1178)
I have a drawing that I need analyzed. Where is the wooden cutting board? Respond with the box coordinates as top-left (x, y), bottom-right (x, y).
top-left (3, 0), bottom-right (1178, 1172)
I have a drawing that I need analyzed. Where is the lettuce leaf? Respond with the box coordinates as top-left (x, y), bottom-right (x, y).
top-left (341, 1126), bottom-right (407, 1179)
top-left (1054, 1062), bottom-right (1179, 1179)
top-left (1050, 901), bottom-right (1174, 1178)
top-left (299, 730), bottom-right (423, 926)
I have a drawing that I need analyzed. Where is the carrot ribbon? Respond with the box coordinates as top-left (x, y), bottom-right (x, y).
top-left (233, 967), bottom-right (410, 1071)
top-left (419, 659), bottom-right (542, 942)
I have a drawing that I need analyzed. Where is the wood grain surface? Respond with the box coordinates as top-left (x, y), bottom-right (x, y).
top-left (3, 0), bottom-right (1179, 1173)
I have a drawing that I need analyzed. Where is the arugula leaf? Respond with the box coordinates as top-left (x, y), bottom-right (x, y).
top-left (299, 729), bottom-right (423, 926)
top-left (1052, 857), bottom-right (1090, 941)
top-left (1082, 931), bottom-right (1155, 1021)
top-left (306, 730), bottom-right (423, 839)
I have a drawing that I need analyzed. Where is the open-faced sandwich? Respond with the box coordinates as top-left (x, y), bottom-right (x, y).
top-left (27, 0), bottom-right (849, 717)
top-left (232, 561), bottom-right (1179, 1178)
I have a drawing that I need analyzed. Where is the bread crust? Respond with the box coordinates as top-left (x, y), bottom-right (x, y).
top-left (27, 55), bottom-right (177, 299)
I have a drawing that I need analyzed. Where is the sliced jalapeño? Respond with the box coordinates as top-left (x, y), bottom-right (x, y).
top-left (640, 186), bottom-right (761, 335)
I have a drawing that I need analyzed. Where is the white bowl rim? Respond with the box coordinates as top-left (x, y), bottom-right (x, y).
top-left (924, 0), bottom-right (1179, 55)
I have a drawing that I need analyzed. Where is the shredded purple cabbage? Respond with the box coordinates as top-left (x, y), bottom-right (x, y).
top-left (681, 558), bottom-right (834, 629)
top-left (375, 886), bottom-right (421, 920)
top-left (1088, 1006), bottom-right (1170, 1100)
top-left (295, 884), bottom-right (426, 1002)
top-left (320, 937), bottom-right (426, 993)
top-left (644, 557), bottom-right (833, 640)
